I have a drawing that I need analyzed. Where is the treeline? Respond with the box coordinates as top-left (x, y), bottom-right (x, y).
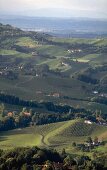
top-left (0, 93), bottom-right (107, 132)
top-left (0, 93), bottom-right (97, 131)
top-left (78, 74), bottom-right (99, 84)
top-left (12, 45), bottom-right (34, 53)
top-left (0, 146), bottom-right (106, 170)
top-left (91, 96), bottom-right (107, 106)
top-left (0, 107), bottom-right (95, 131)
top-left (0, 93), bottom-right (38, 108)
top-left (0, 93), bottom-right (89, 114)
top-left (87, 65), bottom-right (107, 73)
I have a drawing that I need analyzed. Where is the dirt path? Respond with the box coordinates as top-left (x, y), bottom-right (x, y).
top-left (40, 134), bottom-right (48, 147)
top-left (31, 127), bottom-right (48, 147)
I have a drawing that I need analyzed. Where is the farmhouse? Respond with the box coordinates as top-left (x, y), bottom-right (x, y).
top-left (67, 49), bottom-right (82, 53)
top-left (32, 52), bottom-right (38, 56)
top-left (93, 91), bottom-right (98, 94)
top-left (61, 62), bottom-right (69, 67)
top-left (85, 140), bottom-right (102, 147)
top-left (0, 71), bottom-right (3, 75)
top-left (99, 93), bottom-right (107, 98)
top-left (98, 120), bottom-right (107, 126)
top-left (52, 93), bottom-right (60, 98)
top-left (36, 74), bottom-right (39, 77)
top-left (84, 120), bottom-right (92, 124)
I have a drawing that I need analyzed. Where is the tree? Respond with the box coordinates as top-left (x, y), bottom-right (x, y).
top-left (64, 155), bottom-right (76, 167)
top-left (94, 136), bottom-right (98, 144)
top-left (21, 163), bottom-right (28, 170)
top-left (29, 109), bottom-right (33, 116)
top-left (61, 148), bottom-right (66, 158)
top-left (3, 116), bottom-right (15, 130)
top-left (33, 165), bottom-right (41, 170)
top-left (86, 137), bottom-right (93, 144)
top-left (32, 114), bottom-right (39, 125)
top-left (93, 152), bottom-right (97, 160)
top-left (45, 160), bottom-right (53, 170)
top-left (22, 107), bottom-right (27, 113)
top-left (72, 142), bottom-right (76, 147)
top-left (5, 158), bottom-right (16, 170)
top-left (0, 104), bottom-right (4, 117)
top-left (18, 115), bottom-right (31, 127)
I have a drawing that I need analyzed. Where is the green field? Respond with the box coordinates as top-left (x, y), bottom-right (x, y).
top-left (0, 128), bottom-right (42, 149)
top-left (0, 49), bottom-right (19, 55)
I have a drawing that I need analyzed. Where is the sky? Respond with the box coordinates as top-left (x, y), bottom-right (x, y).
top-left (0, 0), bottom-right (107, 19)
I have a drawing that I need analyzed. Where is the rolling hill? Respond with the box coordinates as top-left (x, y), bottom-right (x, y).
top-left (0, 23), bottom-right (107, 158)
top-left (0, 119), bottom-right (107, 155)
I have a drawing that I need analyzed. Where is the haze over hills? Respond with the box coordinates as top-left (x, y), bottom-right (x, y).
top-left (0, 15), bottom-right (107, 38)
top-left (1, 0), bottom-right (107, 19)
top-left (1, 7), bottom-right (107, 19)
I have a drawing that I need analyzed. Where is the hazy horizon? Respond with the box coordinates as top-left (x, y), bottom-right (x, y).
top-left (0, 0), bottom-right (107, 19)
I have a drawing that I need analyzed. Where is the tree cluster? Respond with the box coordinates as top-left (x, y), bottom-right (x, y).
top-left (0, 146), bottom-right (106, 170)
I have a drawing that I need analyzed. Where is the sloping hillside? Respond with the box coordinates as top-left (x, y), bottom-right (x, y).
top-left (42, 119), bottom-right (107, 145)
top-left (0, 119), bottom-right (107, 153)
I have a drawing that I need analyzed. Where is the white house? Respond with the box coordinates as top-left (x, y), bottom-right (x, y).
top-left (84, 120), bottom-right (92, 124)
